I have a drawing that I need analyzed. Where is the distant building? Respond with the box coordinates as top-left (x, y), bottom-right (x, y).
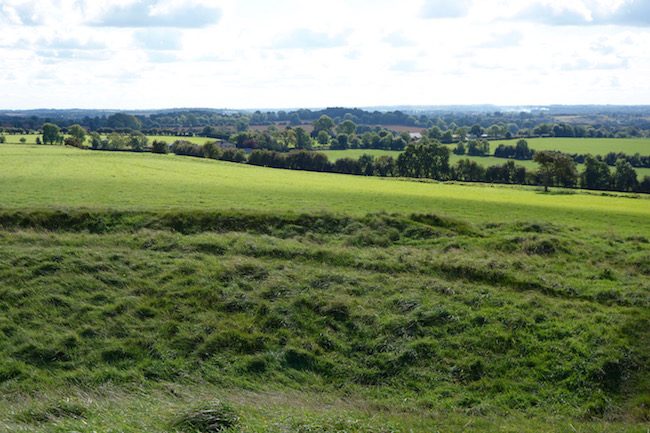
top-left (409, 132), bottom-right (422, 140)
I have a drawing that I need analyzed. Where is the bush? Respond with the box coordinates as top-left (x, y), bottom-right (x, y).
top-left (220, 148), bottom-right (247, 163)
top-left (152, 140), bottom-right (169, 154)
top-left (171, 400), bottom-right (239, 433)
top-left (171, 140), bottom-right (204, 157)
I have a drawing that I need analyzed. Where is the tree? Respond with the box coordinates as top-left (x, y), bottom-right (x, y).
top-left (453, 142), bottom-right (466, 155)
top-left (581, 155), bottom-right (611, 190)
top-left (42, 123), bottom-right (61, 145)
top-left (295, 127), bottom-right (312, 150)
top-left (312, 115), bottom-right (334, 135)
top-left (397, 139), bottom-right (450, 180)
top-left (533, 151), bottom-right (577, 192)
top-left (358, 154), bottom-right (374, 176)
top-left (374, 155), bottom-right (395, 177)
top-left (317, 130), bottom-right (330, 146)
top-left (128, 132), bottom-right (148, 151)
top-left (514, 139), bottom-right (533, 160)
top-left (152, 140), bottom-right (169, 154)
top-left (613, 159), bottom-right (638, 192)
top-left (333, 133), bottom-right (349, 150)
top-left (68, 124), bottom-right (87, 145)
top-left (107, 113), bottom-right (142, 130)
top-left (0, 134), bottom-right (6, 144)
top-left (470, 124), bottom-right (484, 138)
top-left (427, 126), bottom-right (442, 140)
top-left (336, 120), bottom-right (357, 135)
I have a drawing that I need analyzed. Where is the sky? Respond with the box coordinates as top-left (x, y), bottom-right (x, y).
top-left (0, 0), bottom-right (649, 109)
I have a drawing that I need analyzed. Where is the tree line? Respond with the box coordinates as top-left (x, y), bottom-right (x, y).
top-left (3, 105), bottom-right (650, 140)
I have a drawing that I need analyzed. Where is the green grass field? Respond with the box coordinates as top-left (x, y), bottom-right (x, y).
top-left (524, 137), bottom-right (650, 155)
top-left (0, 145), bottom-right (649, 432)
top-left (1, 145), bottom-right (648, 233)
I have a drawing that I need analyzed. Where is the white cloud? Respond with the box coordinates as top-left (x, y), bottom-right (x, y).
top-left (420, 0), bottom-right (473, 18)
top-left (0, 0), bottom-right (649, 108)
top-left (92, 0), bottom-right (222, 28)
top-left (272, 29), bottom-right (349, 49)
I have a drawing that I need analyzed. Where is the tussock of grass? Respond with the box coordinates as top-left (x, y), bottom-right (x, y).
top-left (171, 400), bottom-right (240, 433)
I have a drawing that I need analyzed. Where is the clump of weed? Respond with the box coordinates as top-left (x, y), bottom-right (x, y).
top-left (14, 400), bottom-right (88, 424)
top-left (171, 400), bottom-right (240, 433)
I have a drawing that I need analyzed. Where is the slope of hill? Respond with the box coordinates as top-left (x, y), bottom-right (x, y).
top-left (0, 145), bottom-right (648, 432)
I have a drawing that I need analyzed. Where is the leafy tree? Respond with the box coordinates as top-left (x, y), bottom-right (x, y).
top-left (336, 120), bottom-right (357, 135)
top-left (613, 159), bottom-right (638, 192)
top-left (312, 115), bottom-right (335, 135)
top-left (0, 134), bottom-right (6, 144)
top-left (453, 142), bottom-right (466, 155)
top-left (581, 155), bottom-right (611, 190)
top-left (42, 123), bottom-right (62, 145)
top-left (128, 132), bottom-right (148, 151)
top-left (68, 124), bottom-right (87, 145)
top-left (107, 113), bottom-right (142, 130)
top-left (295, 127), bottom-right (312, 150)
top-left (534, 151), bottom-right (577, 192)
top-left (397, 139), bottom-right (450, 180)
top-left (317, 130), bottom-right (330, 146)
top-left (374, 155), bottom-right (395, 177)
top-left (427, 126), bottom-right (442, 140)
top-left (470, 124), bottom-right (484, 137)
top-left (358, 154), bottom-right (375, 176)
top-left (107, 133), bottom-right (129, 150)
top-left (467, 140), bottom-right (489, 156)
top-left (440, 130), bottom-right (453, 144)
top-left (488, 124), bottom-right (502, 139)
top-left (152, 140), bottom-right (169, 154)
top-left (36, 137), bottom-right (41, 145)
top-left (89, 132), bottom-right (103, 149)
top-left (333, 133), bottom-right (349, 150)
top-left (453, 159), bottom-right (485, 182)
top-left (514, 139), bottom-right (533, 160)
top-left (455, 127), bottom-right (468, 142)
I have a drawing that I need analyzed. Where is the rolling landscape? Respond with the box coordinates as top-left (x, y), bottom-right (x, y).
top-left (1, 0), bottom-right (650, 432)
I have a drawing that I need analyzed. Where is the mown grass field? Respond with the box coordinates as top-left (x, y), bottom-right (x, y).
top-left (524, 137), bottom-right (650, 155)
top-left (0, 145), bottom-right (649, 432)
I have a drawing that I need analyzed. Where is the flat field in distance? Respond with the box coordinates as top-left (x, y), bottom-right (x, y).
top-left (524, 137), bottom-right (650, 155)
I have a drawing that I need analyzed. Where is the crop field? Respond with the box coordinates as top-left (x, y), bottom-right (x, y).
top-left (0, 145), bottom-right (649, 432)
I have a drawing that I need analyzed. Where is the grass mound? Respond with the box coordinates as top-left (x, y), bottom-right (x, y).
top-left (171, 400), bottom-right (240, 433)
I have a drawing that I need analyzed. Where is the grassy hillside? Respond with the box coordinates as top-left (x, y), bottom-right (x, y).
top-left (1, 145), bottom-right (649, 234)
top-left (0, 145), bottom-right (648, 432)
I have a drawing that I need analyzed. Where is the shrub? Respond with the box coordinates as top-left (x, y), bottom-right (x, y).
top-left (152, 140), bottom-right (169, 154)
top-left (171, 400), bottom-right (239, 433)
top-left (220, 148), bottom-right (247, 163)
top-left (171, 140), bottom-right (204, 157)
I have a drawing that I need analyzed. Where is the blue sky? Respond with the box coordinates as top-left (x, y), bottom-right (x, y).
top-left (0, 0), bottom-right (649, 109)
